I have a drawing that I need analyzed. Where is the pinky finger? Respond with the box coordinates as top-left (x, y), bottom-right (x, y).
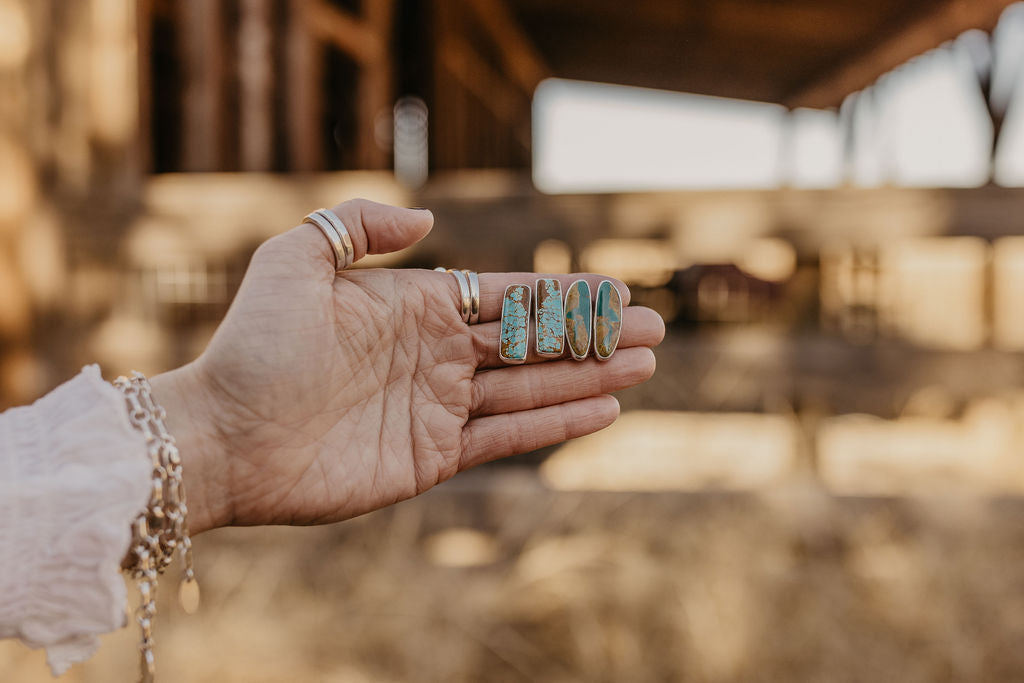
top-left (459, 395), bottom-right (620, 470)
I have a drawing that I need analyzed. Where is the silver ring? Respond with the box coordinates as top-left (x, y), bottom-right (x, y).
top-left (436, 267), bottom-right (478, 324)
top-left (303, 211), bottom-right (346, 272)
top-left (315, 208), bottom-right (355, 269)
top-left (448, 269), bottom-right (472, 324)
top-left (461, 270), bottom-right (480, 324)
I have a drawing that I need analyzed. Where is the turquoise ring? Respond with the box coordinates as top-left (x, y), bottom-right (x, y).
top-left (499, 284), bottom-right (531, 364)
top-left (535, 278), bottom-right (565, 357)
top-left (563, 280), bottom-right (593, 361)
top-left (594, 280), bottom-right (623, 360)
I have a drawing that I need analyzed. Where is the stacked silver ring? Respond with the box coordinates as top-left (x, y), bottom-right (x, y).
top-left (436, 267), bottom-right (480, 324)
top-left (304, 208), bottom-right (355, 272)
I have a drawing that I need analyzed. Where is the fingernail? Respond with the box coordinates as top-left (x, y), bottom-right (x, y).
top-left (408, 206), bottom-right (430, 211)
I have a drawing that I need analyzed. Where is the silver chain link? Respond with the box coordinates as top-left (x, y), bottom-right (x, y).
top-left (114, 372), bottom-right (198, 683)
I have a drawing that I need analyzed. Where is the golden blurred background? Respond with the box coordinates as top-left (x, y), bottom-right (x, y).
top-left (7, 0), bottom-right (1024, 681)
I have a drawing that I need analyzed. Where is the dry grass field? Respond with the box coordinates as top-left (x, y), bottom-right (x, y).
top-left (8, 329), bottom-right (1024, 682)
top-left (6, 467), bottom-right (1024, 683)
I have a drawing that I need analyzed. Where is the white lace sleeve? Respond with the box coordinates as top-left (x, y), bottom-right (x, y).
top-left (0, 365), bottom-right (151, 676)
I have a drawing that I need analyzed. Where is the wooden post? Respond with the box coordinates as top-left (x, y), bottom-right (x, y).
top-left (432, 0), bottom-right (450, 169)
top-left (355, 0), bottom-right (395, 169)
top-left (136, 0), bottom-right (153, 174)
top-left (286, 0), bottom-right (323, 171)
top-left (238, 0), bottom-right (273, 171)
top-left (179, 0), bottom-right (223, 171)
top-left (839, 93), bottom-right (857, 186)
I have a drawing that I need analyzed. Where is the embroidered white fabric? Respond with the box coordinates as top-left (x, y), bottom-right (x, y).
top-left (0, 365), bottom-right (150, 676)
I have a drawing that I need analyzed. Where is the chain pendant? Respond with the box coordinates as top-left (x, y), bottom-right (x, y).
top-left (116, 372), bottom-right (199, 683)
top-left (139, 646), bottom-right (155, 683)
top-left (178, 578), bottom-right (201, 614)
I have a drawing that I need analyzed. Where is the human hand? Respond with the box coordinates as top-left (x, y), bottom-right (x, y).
top-left (151, 200), bottom-right (665, 533)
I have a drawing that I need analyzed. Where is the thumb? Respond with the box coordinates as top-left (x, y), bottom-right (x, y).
top-left (264, 199), bottom-right (433, 276)
top-left (329, 198), bottom-right (434, 263)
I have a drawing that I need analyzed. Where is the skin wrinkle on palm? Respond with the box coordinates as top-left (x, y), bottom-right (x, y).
top-left (500, 285), bottom-right (530, 362)
top-left (536, 278), bottom-right (565, 356)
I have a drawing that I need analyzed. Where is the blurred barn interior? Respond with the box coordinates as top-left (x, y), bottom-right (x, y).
top-left (6, 1), bottom-right (1024, 681)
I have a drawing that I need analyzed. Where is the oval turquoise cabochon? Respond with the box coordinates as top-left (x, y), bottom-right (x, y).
top-left (594, 280), bottom-right (622, 360)
top-left (564, 280), bottom-right (592, 360)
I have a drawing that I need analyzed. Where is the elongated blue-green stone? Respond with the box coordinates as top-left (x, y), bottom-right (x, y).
top-left (499, 284), bottom-right (531, 363)
top-left (594, 280), bottom-right (622, 360)
top-left (535, 278), bottom-right (564, 357)
top-left (564, 280), bottom-right (592, 360)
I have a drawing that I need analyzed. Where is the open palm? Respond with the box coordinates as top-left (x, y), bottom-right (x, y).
top-left (153, 201), bottom-right (663, 533)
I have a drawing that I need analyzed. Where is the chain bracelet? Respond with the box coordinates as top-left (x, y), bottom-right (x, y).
top-left (115, 372), bottom-right (199, 683)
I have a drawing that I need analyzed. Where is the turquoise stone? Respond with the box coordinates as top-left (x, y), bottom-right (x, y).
top-left (499, 284), bottom-right (531, 364)
top-left (535, 278), bottom-right (564, 357)
top-left (564, 280), bottom-right (592, 360)
top-left (594, 280), bottom-right (622, 360)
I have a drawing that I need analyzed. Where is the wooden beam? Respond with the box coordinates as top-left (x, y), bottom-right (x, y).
top-left (513, 0), bottom-right (690, 30)
top-left (709, 1), bottom-right (875, 47)
top-left (462, 0), bottom-right (550, 94)
top-left (788, 0), bottom-right (1016, 109)
top-left (302, 0), bottom-right (382, 65)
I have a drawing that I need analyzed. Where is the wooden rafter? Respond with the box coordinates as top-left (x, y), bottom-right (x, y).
top-left (512, 0), bottom-right (690, 27)
top-left (709, 1), bottom-right (875, 47)
top-left (462, 0), bottom-right (551, 94)
top-left (439, 37), bottom-right (531, 150)
top-left (296, 0), bottom-right (395, 169)
top-left (787, 0), bottom-right (1017, 109)
top-left (302, 0), bottom-right (383, 64)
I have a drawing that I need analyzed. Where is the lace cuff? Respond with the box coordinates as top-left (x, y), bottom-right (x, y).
top-left (0, 365), bottom-right (151, 675)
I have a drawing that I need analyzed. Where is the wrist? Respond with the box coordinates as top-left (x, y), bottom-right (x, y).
top-left (149, 364), bottom-right (233, 534)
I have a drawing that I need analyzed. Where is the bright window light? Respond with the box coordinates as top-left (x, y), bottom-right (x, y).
top-left (532, 40), bottom-right (1003, 193)
top-left (532, 79), bottom-right (785, 193)
top-left (883, 49), bottom-right (991, 187)
top-left (788, 108), bottom-right (843, 189)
